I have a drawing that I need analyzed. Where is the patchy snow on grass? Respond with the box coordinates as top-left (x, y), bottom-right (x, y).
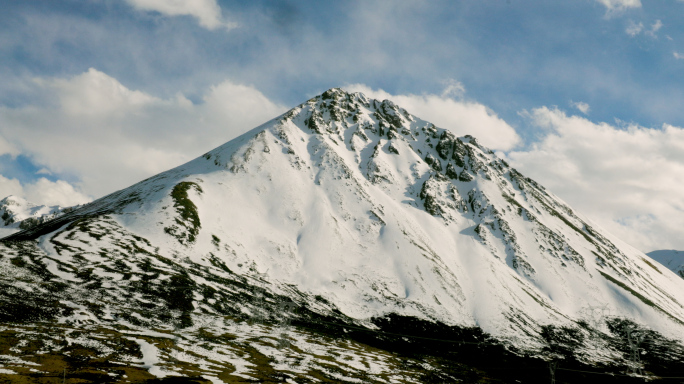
top-left (127, 337), bottom-right (177, 378)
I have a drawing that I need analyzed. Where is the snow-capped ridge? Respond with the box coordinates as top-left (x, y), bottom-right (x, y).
top-left (0, 195), bottom-right (77, 233)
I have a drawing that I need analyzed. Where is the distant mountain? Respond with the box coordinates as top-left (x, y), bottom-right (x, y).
top-left (1, 88), bottom-right (683, 383)
top-left (0, 195), bottom-right (76, 236)
top-left (648, 250), bottom-right (684, 279)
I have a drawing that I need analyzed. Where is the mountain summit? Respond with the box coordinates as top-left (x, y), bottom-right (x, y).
top-left (2, 88), bottom-right (684, 382)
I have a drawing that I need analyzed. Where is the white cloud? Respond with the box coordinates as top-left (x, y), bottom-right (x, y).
top-left (35, 168), bottom-right (52, 175)
top-left (0, 175), bottom-right (89, 207)
top-left (0, 68), bottom-right (287, 199)
top-left (626, 19), bottom-right (662, 38)
top-left (645, 20), bottom-right (663, 38)
top-left (24, 178), bottom-right (90, 207)
top-left (441, 79), bottom-right (466, 98)
top-left (343, 84), bottom-right (521, 151)
top-left (0, 137), bottom-right (19, 158)
top-left (36, 68), bottom-right (159, 116)
top-left (507, 107), bottom-right (684, 252)
top-left (625, 20), bottom-right (644, 37)
top-left (674, 52), bottom-right (684, 60)
top-left (651, 19), bottom-right (663, 33)
top-left (125, 0), bottom-right (237, 30)
top-left (571, 101), bottom-right (590, 114)
top-left (597, 0), bottom-right (641, 15)
top-left (0, 175), bottom-right (24, 202)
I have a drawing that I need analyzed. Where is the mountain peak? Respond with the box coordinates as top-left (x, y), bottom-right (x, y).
top-left (320, 87), bottom-right (348, 99)
top-left (270, 87), bottom-right (504, 194)
top-left (0, 194), bottom-right (28, 205)
top-left (0, 195), bottom-right (75, 230)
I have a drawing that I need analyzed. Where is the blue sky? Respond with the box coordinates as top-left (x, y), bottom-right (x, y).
top-left (4, 0), bottom-right (684, 127)
top-left (1, 0), bottom-right (684, 252)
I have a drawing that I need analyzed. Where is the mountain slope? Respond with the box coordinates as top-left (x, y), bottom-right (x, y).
top-left (2, 88), bottom-right (684, 382)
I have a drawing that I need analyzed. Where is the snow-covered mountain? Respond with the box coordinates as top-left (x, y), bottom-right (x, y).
top-left (1, 88), bottom-right (683, 382)
top-left (648, 250), bottom-right (684, 279)
top-left (0, 195), bottom-right (75, 237)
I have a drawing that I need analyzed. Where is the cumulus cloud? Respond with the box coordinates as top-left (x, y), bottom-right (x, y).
top-left (0, 68), bottom-right (287, 199)
top-left (125, 0), bottom-right (236, 30)
top-left (343, 84), bottom-right (521, 151)
top-left (0, 175), bottom-right (89, 207)
top-left (35, 68), bottom-right (159, 116)
top-left (507, 107), bottom-right (684, 252)
top-left (24, 178), bottom-right (91, 207)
